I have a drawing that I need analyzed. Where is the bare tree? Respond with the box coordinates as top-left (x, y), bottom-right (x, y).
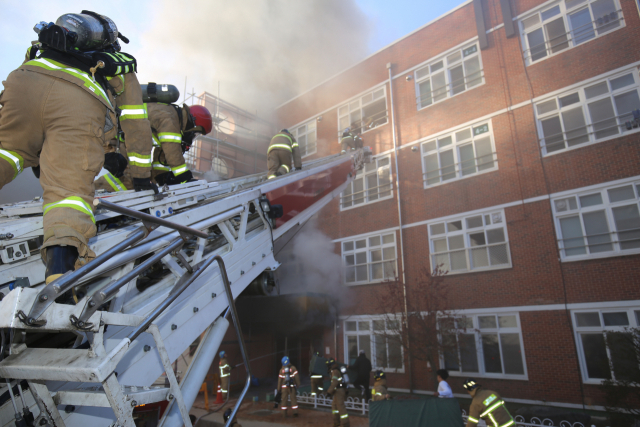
top-left (600, 328), bottom-right (640, 426)
top-left (373, 266), bottom-right (464, 381)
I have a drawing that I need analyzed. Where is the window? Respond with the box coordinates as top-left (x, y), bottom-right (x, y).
top-left (421, 122), bottom-right (497, 187)
top-left (294, 119), bottom-right (317, 158)
top-left (342, 232), bottom-right (397, 284)
top-left (344, 318), bottom-right (404, 371)
top-left (573, 308), bottom-right (640, 382)
top-left (441, 314), bottom-right (527, 379)
top-left (537, 71), bottom-right (640, 155)
top-left (415, 43), bottom-right (484, 109)
top-left (337, 87), bottom-right (387, 136)
top-left (553, 179), bottom-right (640, 260)
top-left (428, 210), bottom-right (511, 274)
top-left (341, 156), bottom-right (392, 210)
top-left (520, 0), bottom-right (623, 64)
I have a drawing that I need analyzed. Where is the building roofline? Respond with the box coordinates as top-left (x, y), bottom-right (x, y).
top-left (275, 0), bottom-right (474, 110)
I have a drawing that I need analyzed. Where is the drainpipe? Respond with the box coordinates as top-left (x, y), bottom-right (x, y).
top-left (387, 63), bottom-right (413, 393)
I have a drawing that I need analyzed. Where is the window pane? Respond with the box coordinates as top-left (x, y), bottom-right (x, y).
top-left (343, 242), bottom-right (354, 251)
top-left (591, 0), bottom-right (620, 35)
top-left (566, 0), bottom-right (588, 9)
top-left (614, 90), bottom-right (640, 124)
top-left (608, 185), bottom-right (635, 202)
top-left (489, 243), bottom-right (510, 265)
top-left (470, 232), bottom-right (486, 246)
top-left (560, 93), bottom-right (581, 108)
top-left (348, 336), bottom-right (358, 361)
top-left (447, 51), bottom-right (462, 64)
top-left (460, 334), bottom-right (479, 372)
top-left (459, 144), bottom-right (476, 176)
top-left (611, 74), bottom-right (635, 91)
top-left (583, 210), bottom-right (613, 253)
top-left (363, 98), bottom-right (387, 127)
top-left (371, 249), bottom-right (382, 262)
top-left (373, 320), bottom-right (384, 331)
top-left (422, 140), bottom-right (436, 153)
top-left (612, 204), bottom-right (640, 249)
top-left (370, 263), bottom-right (383, 280)
top-left (500, 333), bottom-right (525, 375)
top-left (356, 265), bottom-right (368, 282)
top-left (602, 312), bottom-right (629, 326)
top-left (432, 72), bottom-right (447, 102)
top-left (588, 97), bottom-right (619, 139)
top-left (450, 65), bottom-right (465, 95)
top-left (569, 8), bottom-right (596, 45)
top-left (433, 238), bottom-right (448, 253)
top-left (355, 252), bottom-right (367, 264)
top-left (472, 247), bottom-right (489, 268)
top-left (430, 223), bottom-right (445, 235)
top-left (486, 228), bottom-right (506, 244)
top-left (424, 153), bottom-right (440, 185)
top-left (576, 312), bottom-right (601, 327)
top-left (562, 107), bottom-right (590, 147)
top-left (442, 334), bottom-right (460, 371)
top-left (379, 167), bottom-right (391, 198)
top-left (499, 315), bottom-right (518, 328)
top-left (555, 196), bottom-right (578, 212)
top-left (450, 249), bottom-right (468, 271)
top-left (358, 335), bottom-right (371, 359)
top-left (383, 261), bottom-right (396, 279)
top-left (585, 82), bottom-right (609, 99)
top-left (375, 337), bottom-right (388, 368)
top-left (433, 253), bottom-right (451, 273)
top-left (466, 216), bottom-right (484, 229)
top-left (580, 333), bottom-right (612, 379)
top-left (353, 178), bottom-right (365, 205)
top-left (345, 255), bottom-right (355, 266)
top-left (607, 332), bottom-right (640, 381)
top-left (419, 80), bottom-right (432, 107)
top-left (448, 220), bottom-right (463, 232)
top-left (545, 18), bottom-right (570, 53)
top-left (358, 321), bottom-right (370, 331)
top-left (537, 99), bottom-right (558, 115)
top-left (346, 321), bottom-right (357, 331)
top-left (479, 316), bottom-right (497, 329)
top-left (369, 236), bottom-right (381, 247)
top-left (560, 216), bottom-right (586, 256)
top-left (482, 334), bottom-right (503, 373)
top-left (416, 66), bottom-right (429, 80)
top-left (431, 61), bottom-right (443, 73)
top-left (522, 14), bottom-right (541, 30)
top-left (438, 136), bottom-right (453, 148)
top-left (388, 340), bottom-right (403, 369)
top-left (382, 247), bottom-right (395, 261)
top-left (456, 128), bottom-right (472, 142)
top-left (541, 5), bottom-right (561, 20)
top-left (383, 234), bottom-right (395, 244)
top-left (541, 116), bottom-right (565, 152)
top-left (367, 173), bottom-right (379, 201)
top-left (464, 57), bottom-right (482, 88)
top-left (355, 239), bottom-right (366, 249)
top-left (475, 137), bottom-right (495, 171)
top-left (579, 193), bottom-right (603, 207)
top-left (527, 28), bottom-right (547, 61)
top-left (346, 267), bottom-right (355, 283)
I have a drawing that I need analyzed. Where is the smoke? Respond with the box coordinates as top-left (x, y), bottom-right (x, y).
top-left (135, 0), bottom-right (373, 116)
top-left (276, 218), bottom-right (344, 297)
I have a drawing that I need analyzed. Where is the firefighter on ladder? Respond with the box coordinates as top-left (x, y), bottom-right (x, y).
top-left (219, 351), bottom-right (231, 399)
top-left (310, 351), bottom-right (325, 398)
top-left (0, 11), bottom-right (156, 284)
top-left (277, 356), bottom-right (300, 417)
top-left (267, 129), bottom-right (301, 179)
top-left (340, 128), bottom-right (363, 154)
top-left (463, 378), bottom-right (515, 427)
top-left (326, 358), bottom-right (350, 427)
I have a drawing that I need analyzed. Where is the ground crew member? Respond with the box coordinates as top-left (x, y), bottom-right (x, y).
top-left (223, 408), bottom-right (242, 427)
top-left (277, 356), bottom-right (300, 417)
top-left (219, 351), bottom-right (231, 399)
top-left (0, 11), bottom-right (154, 284)
top-left (326, 358), bottom-right (350, 427)
top-left (310, 351), bottom-right (325, 397)
top-left (340, 128), bottom-right (364, 154)
top-left (463, 378), bottom-right (514, 427)
top-left (371, 371), bottom-right (390, 401)
top-left (267, 129), bottom-right (301, 179)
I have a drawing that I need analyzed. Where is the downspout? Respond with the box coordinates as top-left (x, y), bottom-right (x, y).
top-left (386, 63), bottom-right (413, 393)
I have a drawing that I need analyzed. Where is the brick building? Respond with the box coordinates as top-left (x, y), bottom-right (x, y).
top-left (272, 0), bottom-right (640, 410)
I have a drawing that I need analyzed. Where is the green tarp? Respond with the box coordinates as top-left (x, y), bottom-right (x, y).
top-left (369, 398), bottom-right (465, 427)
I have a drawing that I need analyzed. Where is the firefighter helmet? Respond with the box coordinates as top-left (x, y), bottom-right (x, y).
top-left (219, 351), bottom-right (226, 358)
top-left (463, 378), bottom-right (480, 391)
top-left (223, 408), bottom-right (232, 422)
top-left (374, 370), bottom-right (386, 381)
top-left (281, 356), bottom-right (290, 366)
top-left (54, 12), bottom-right (119, 51)
top-left (280, 129), bottom-right (290, 134)
top-left (187, 105), bottom-right (213, 134)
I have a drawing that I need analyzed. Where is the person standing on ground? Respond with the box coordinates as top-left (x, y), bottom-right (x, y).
top-left (463, 378), bottom-right (514, 427)
top-left (349, 349), bottom-right (372, 400)
top-left (435, 369), bottom-right (454, 398)
top-left (219, 351), bottom-right (231, 399)
top-left (309, 351), bottom-right (325, 397)
top-left (371, 371), bottom-right (390, 401)
top-left (326, 358), bottom-right (350, 427)
top-left (277, 356), bottom-right (300, 417)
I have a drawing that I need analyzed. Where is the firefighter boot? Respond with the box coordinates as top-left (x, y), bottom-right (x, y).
top-left (45, 245), bottom-right (78, 284)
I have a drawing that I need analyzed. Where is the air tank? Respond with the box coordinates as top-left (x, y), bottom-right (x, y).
top-left (141, 83), bottom-right (180, 104)
top-left (241, 271), bottom-right (276, 296)
top-left (55, 13), bottom-right (118, 51)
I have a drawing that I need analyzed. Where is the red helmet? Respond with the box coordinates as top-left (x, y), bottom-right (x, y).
top-left (188, 105), bottom-right (213, 134)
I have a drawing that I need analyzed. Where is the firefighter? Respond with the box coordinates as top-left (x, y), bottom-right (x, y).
top-left (223, 408), bottom-right (242, 427)
top-left (326, 358), bottom-right (350, 427)
top-left (463, 378), bottom-right (514, 427)
top-left (277, 356), bottom-right (300, 417)
top-left (219, 351), bottom-right (231, 399)
top-left (0, 12), bottom-right (155, 284)
top-left (310, 351), bottom-right (325, 397)
top-left (340, 129), bottom-right (364, 154)
top-left (267, 129), bottom-right (301, 179)
top-left (371, 370), bottom-right (390, 401)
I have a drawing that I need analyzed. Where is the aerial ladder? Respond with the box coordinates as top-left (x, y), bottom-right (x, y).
top-left (0, 147), bottom-right (371, 427)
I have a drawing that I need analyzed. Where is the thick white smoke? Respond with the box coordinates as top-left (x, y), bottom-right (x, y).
top-left (135, 0), bottom-right (373, 115)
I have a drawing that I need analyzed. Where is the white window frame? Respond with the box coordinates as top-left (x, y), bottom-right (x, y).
top-left (415, 41), bottom-right (484, 110)
top-left (536, 69), bottom-right (640, 156)
top-left (293, 119), bottom-right (318, 158)
top-left (552, 177), bottom-right (640, 261)
top-left (420, 121), bottom-right (498, 188)
top-left (519, 0), bottom-right (625, 66)
top-left (439, 313), bottom-right (528, 380)
top-left (344, 317), bottom-right (405, 373)
top-left (337, 86), bottom-right (388, 138)
top-left (572, 307), bottom-right (640, 384)
top-left (340, 155), bottom-right (393, 211)
top-left (427, 209), bottom-right (512, 275)
top-left (341, 231), bottom-right (398, 285)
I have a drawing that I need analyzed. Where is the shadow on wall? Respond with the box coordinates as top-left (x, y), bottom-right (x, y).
top-left (0, 169), bottom-right (42, 204)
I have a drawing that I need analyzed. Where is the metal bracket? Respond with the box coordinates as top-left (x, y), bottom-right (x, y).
top-left (172, 249), bottom-right (193, 274)
top-left (16, 310), bottom-right (46, 327)
top-left (70, 314), bottom-right (93, 331)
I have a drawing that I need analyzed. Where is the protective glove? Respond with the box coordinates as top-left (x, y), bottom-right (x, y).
top-left (92, 51), bottom-right (137, 77)
top-left (165, 170), bottom-right (196, 185)
top-left (132, 178), bottom-right (159, 194)
top-left (103, 153), bottom-right (128, 177)
top-left (154, 172), bottom-right (171, 187)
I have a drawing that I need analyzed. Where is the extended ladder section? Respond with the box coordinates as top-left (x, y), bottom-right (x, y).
top-left (0, 148), bottom-right (371, 427)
